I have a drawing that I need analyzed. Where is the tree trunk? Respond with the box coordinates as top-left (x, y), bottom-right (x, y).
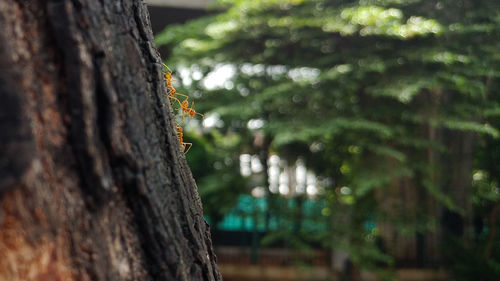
top-left (0, 1), bottom-right (221, 281)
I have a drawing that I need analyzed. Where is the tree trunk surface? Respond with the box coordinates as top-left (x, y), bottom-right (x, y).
top-left (0, 1), bottom-right (221, 281)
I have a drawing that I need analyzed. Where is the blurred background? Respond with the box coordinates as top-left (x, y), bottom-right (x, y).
top-left (147, 0), bottom-right (500, 280)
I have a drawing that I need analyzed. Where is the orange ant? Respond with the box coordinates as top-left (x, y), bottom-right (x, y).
top-left (163, 63), bottom-right (202, 154)
top-left (179, 99), bottom-right (204, 121)
top-left (163, 63), bottom-right (189, 107)
top-left (176, 125), bottom-right (192, 153)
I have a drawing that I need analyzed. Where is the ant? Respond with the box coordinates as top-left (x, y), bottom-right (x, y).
top-left (163, 63), bottom-right (191, 110)
top-left (163, 63), bottom-right (202, 154)
top-left (176, 125), bottom-right (192, 153)
top-left (162, 64), bottom-right (187, 97)
top-left (179, 99), bottom-right (204, 122)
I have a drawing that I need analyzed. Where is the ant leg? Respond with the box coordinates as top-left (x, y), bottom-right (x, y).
top-left (184, 143), bottom-right (192, 154)
top-left (195, 112), bottom-right (204, 120)
top-left (170, 96), bottom-right (182, 108)
top-left (175, 92), bottom-right (189, 100)
top-left (177, 116), bottom-right (187, 126)
top-left (182, 110), bottom-right (187, 122)
top-left (162, 63), bottom-right (172, 73)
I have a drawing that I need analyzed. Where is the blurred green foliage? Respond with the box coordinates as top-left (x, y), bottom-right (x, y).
top-left (183, 129), bottom-right (249, 229)
top-left (157, 0), bottom-right (500, 279)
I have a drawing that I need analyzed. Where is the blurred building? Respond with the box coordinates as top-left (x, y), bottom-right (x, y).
top-left (147, 0), bottom-right (211, 39)
top-left (148, 0), bottom-right (214, 9)
top-left (147, 0), bottom-right (213, 59)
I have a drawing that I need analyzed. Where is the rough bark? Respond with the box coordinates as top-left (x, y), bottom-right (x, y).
top-left (0, 1), bottom-right (221, 281)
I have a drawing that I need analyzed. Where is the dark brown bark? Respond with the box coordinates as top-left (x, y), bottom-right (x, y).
top-left (0, 1), bottom-right (221, 281)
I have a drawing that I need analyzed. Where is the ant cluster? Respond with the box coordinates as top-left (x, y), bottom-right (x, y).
top-left (163, 63), bottom-right (203, 153)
